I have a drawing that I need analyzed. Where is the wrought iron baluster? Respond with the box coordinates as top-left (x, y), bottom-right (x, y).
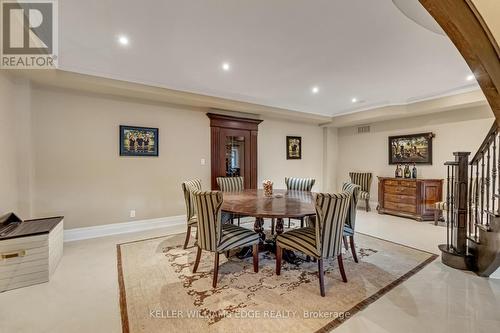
top-left (475, 161), bottom-right (480, 236)
top-left (451, 165), bottom-right (456, 249)
top-left (492, 132), bottom-right (497, 215)
top-left (481, 152), bottom-right (485, 226)
top-left (446, 165), bottom-right (450, 250)
top-left (487, 145), bottom-right (491, 220)
top-left (469, 163), bottom-right (473, 238)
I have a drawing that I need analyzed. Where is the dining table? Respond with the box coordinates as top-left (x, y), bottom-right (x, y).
top-left (221, 189), bottom-right (316, 239)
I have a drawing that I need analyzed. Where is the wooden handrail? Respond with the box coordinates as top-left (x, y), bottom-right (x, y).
top-left (471, 121), bottom-right (498, 164)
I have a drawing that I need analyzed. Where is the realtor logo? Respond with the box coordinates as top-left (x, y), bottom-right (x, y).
top-left (1, 0), bottom-right (58, 69)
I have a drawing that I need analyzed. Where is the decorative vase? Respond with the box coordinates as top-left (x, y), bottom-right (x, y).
top-left (263, 180), bottom-right (273, 197)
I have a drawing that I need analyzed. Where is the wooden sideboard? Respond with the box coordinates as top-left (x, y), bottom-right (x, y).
top-left (377, 177), bottom-right (443, 221)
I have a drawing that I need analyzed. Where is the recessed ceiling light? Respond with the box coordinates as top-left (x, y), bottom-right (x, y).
top-left (311, 86), bottom-right (319, 94)
top-left (466, 74), bottom-right (475, 81)
top-left (222, 62), bottom-right (231, 71)
top-left (118, 35), bottom-right (129, 46)
top-left (351, 97), bottom-right (358, 103)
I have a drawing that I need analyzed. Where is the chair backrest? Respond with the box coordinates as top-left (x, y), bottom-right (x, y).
top-left (285, 177), bottom-right (315, 191)
top-left (193, 190), bottom-right (223, 252)
top-left (217, 176), bottom-right (244, 192)
top-left (181, 179), bottom-right (202, 222)
top-left (342, 182), bottom-right (361, 230)
top-left (349, 172), bottom-right (372, 193)
top-left (314, 192), bottom-right (351, 259)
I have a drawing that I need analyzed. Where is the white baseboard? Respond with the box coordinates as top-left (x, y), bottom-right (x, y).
top-left (63, 215), bottom-right (186, 242)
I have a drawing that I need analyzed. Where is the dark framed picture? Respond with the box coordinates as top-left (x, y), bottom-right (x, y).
top-left (286, 136), bottom-right (302, 160)
top-left (120, 125), bottom-right (159, 157)
top-left (389, 132), bottom-right (434, 165)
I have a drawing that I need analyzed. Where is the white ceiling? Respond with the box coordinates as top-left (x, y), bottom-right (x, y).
top-left (58, 0), bottom-right (478, 116)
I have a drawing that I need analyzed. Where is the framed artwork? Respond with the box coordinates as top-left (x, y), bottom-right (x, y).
top-left (286, 136), bottom-right (302, 160)
top-left (120, 125), bottom-right (159, 157)
top-left (388, 132), bottom-right (434, 165)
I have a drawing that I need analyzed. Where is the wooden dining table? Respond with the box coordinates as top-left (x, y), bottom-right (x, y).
top-left (221, 189), bottom-right (316, 238)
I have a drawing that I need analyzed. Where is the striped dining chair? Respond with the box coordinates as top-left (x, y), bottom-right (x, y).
top-left (217, 176), bottom-right (244, 192)
top-left (276, 192), bottom-right (351, 297)
top-left (181, 179), bottom-right (202, 249)
top-left (342, 182), bottom-right (361, 263)
top-left (285, 177), bottom-right (316, 229)
top-left (349, 172), bottom-right (372, 212)
top-left (217, 176), bottom-right (245, 225)
top-left (192, 190), bottom-right (260, 288)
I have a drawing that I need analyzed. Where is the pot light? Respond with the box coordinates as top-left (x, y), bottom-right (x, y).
top-left (466, 74), bottom-right (475, 81)
top-left (222, 62), bottom-right (231, 71)
top-left (118, 35), bottom-right (129, 46)
top-left (311, 86), bottom-right (319, 94)
top-left (351, 97), bottom-right (358, 103)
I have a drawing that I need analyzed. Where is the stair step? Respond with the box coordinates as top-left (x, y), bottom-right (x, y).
top-left (475, 223), bottom-right (493, 232)
top-left (484, 210), bottom-right (500, 218)
top-left (467, 235), bottom-right (481, 244)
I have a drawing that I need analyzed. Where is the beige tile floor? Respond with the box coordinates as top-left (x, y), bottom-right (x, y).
top-left (0, 211), bottom-right (499, 333)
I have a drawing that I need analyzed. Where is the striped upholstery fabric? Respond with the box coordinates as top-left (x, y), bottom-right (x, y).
top-left (277, 192), bottom-right (350, 259)
top-left (435, 201), bottom-right (447, 210)
top-left (193, 190), bottom-right (259, 253)
top-left (285, 177), bottom-right (315, 191)
top-left (218, 224), bottom-right (260, 252)
top-left (181, 179), bottom-right (202, 226)
top-left (217, 177), bottom-right (244, 192)
top-left (342, 182), bottom-right (361, 236)
top-left (358, 191), bottom-right (370, 200)
top-left (349, 172), bottom-right (372, 194)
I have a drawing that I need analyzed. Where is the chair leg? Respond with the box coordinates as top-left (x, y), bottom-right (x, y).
top-left (193, 246), bottom-right (202, 273)
top-left (349, 236), bottom-right (358, 263)
top-left (271, 218), bottom-right (275, 235)
top-left (342, 236), bottom-right (349, 251)
top-left (183, 226), bottom-right (192, 249)
top-left (276, 245), bottom-right (282, 275)
top-left (238, 216), bottom-right (241, 226)
top-left (365, 199), bottom-right (370, 212)
top-left (318, 258), bottom-right (325, 297)
top-left (253, 244), bottom-right (259, 273)
top-left (288, 218), bottom-right (291, 228)
top-left (434, 209), bottom-right (439, 226)
top-left (212, 252), bottom-right (220, 288)
top-left (337, 254), bottom-right (347, 283)
top-left (300, 217), bottom-right (304, 228)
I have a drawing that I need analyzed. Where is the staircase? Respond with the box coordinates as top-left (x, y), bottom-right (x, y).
top-left (440, 121), bottom-right (500, 276)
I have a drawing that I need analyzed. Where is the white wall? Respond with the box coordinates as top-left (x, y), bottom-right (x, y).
top-left (0, 72), bottom-right (32, 219)
top-left (336, 106), bottom-right (494, 205)
top-left (258, 117), bottom-right (324, 191)
top-left (29, 86), bottom-right (325, 229)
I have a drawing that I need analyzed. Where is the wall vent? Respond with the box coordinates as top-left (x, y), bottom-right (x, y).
top-left (357, 125), bottom-right (371, 134)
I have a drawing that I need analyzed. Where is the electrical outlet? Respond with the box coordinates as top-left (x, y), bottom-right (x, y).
top-left (201, 158), bottom-right (206, 166)
top-left (130, 210), bottom-right (136, 218)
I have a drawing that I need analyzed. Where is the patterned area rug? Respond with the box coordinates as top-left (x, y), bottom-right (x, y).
top-left (117, 232), bottom-right (436, 333)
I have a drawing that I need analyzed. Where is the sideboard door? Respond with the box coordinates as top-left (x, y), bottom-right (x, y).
top-left (421, 180), bottom-right (443, 219)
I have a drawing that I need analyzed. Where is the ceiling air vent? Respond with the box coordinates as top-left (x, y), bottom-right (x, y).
top-left (357, 125), bottom-right (371, 134)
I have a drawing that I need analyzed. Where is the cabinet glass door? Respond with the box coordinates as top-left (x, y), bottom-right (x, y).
top-left (225, 136), bottom-right (245, 177)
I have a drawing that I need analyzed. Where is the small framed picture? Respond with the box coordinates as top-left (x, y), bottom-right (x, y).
top-left (286, 136), bottom-right (302, 160)
top-left (120, 125), bottom-right (159, 157)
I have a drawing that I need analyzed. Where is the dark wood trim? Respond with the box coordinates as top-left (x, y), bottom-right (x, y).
top-left (207, 113), bottom-right (263, 131)
top-left (419, 0), bottom-right (500, 122)
top-left (207, 113), bottom-right (262, 189)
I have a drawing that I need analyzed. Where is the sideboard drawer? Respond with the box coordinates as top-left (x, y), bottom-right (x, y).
top-left (385, 201), bottom-right (417, 213)
top-left (384, 193), bottom-right (416, 205)
top-left (384, 185), bottom-right (417, 196)
top-left (399, 180), bottom-right (417, 188)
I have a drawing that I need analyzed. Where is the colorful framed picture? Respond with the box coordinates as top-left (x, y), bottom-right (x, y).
top-left (286, 136), bottom-right (302, 160)
top-left (120, 125), bottom-right (159, 157)
top-left (388, 132), bottom-right (434, 165)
